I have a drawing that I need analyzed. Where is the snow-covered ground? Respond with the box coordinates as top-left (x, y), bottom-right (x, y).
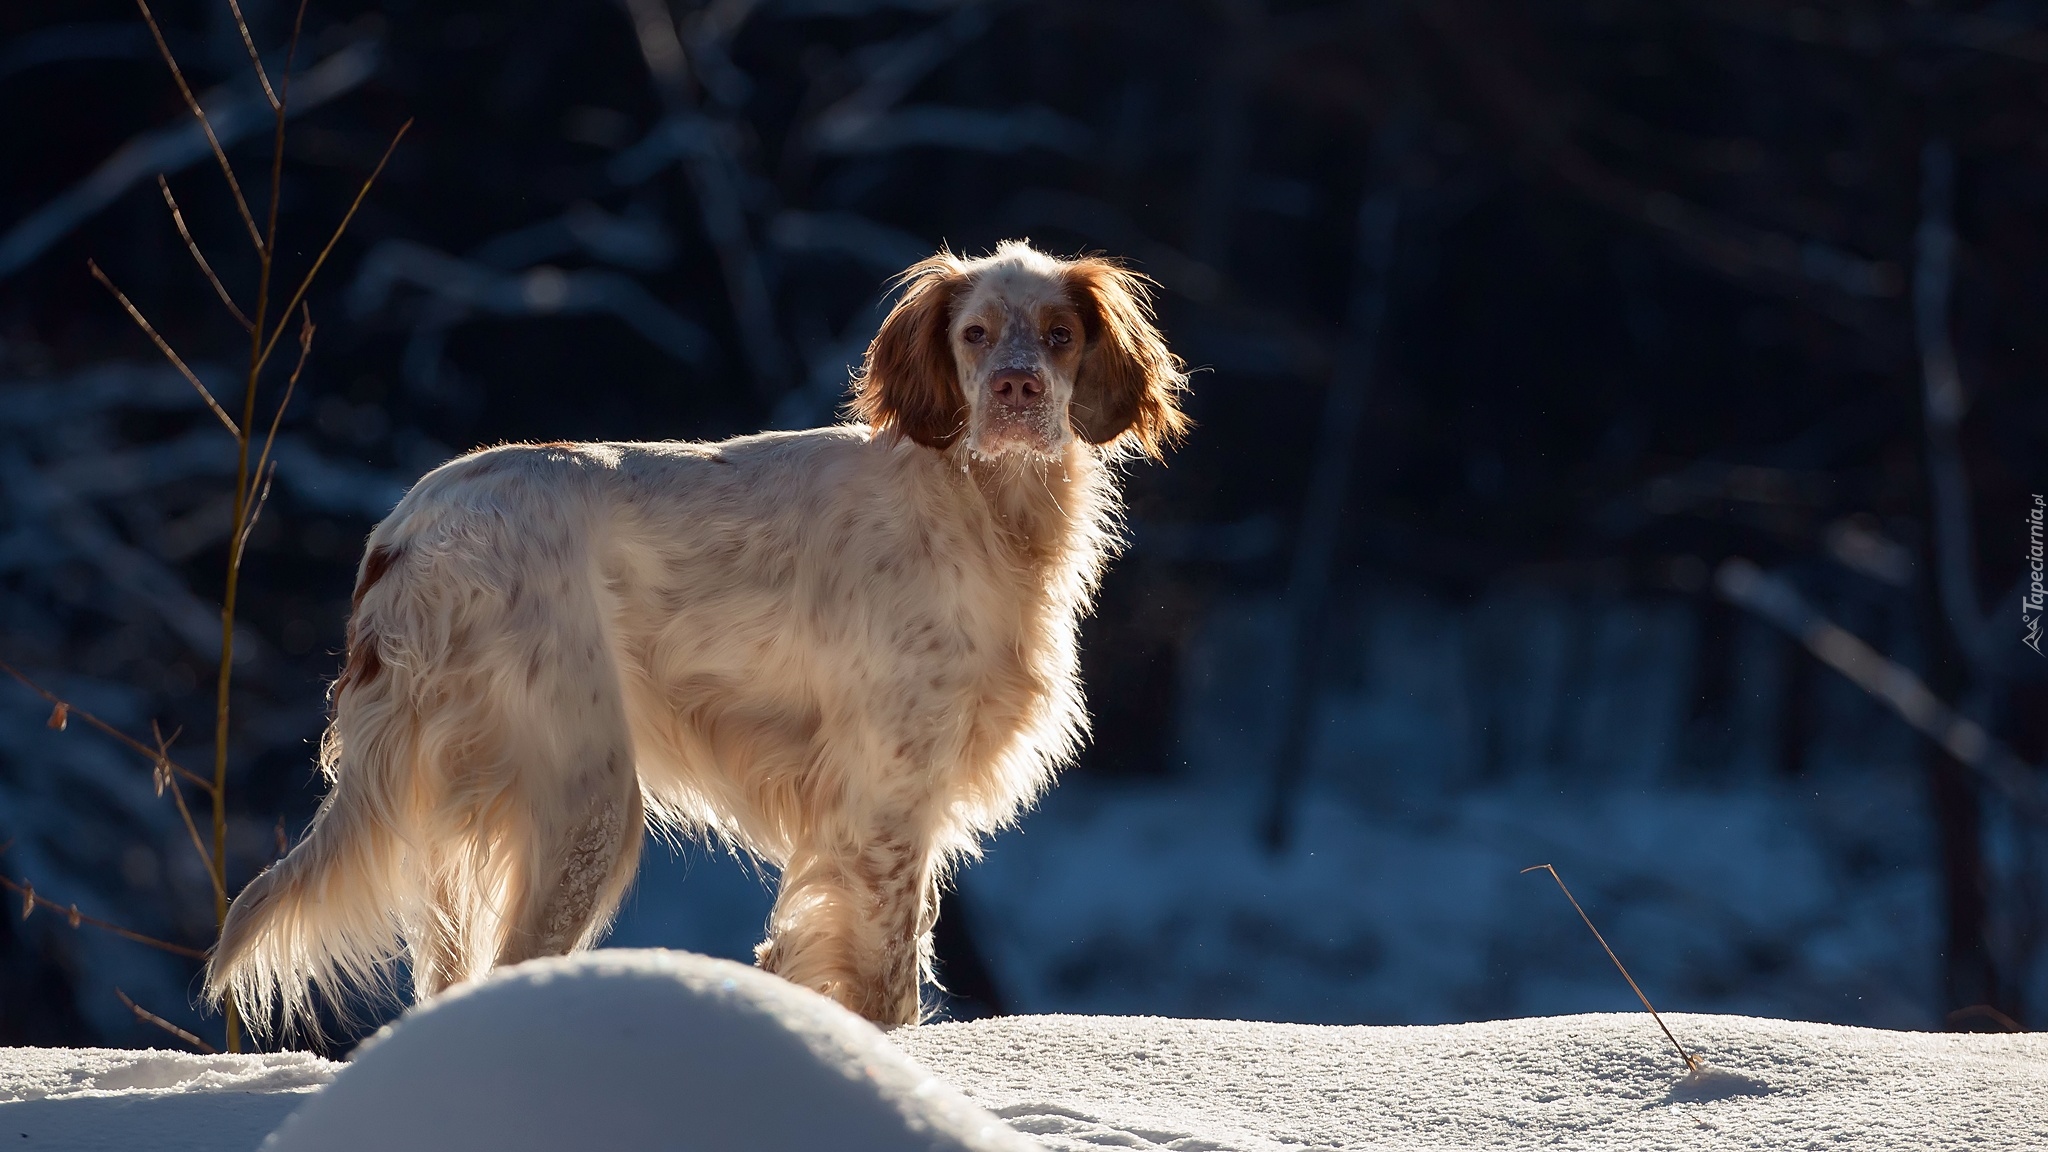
top-left (4, 950), bottom-right (2042, 1152)
top-left (902, 1012), bottom-right (2047, 1151)
top-left (0, 1046), bottom-right (326, 1152)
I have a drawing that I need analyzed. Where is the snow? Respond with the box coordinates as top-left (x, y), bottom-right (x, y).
top-left (896, 1012), bottom-right (2048, 1152)
top-left (4, 952), bottom-right (2044, 1151)
top-left (262, 950), bottom-right (1038, 1152)
top-left (0, 1046), bottom-right (328, 1151)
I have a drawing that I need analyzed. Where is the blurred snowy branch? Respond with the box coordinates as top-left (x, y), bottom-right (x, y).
top-left (819, 104), bottom-right (1091, 156)
top-left (345, 0), bottom-right (1073, 409)
top-left (349, 239), bottom-right (711, 365)
top-left (1, 363), bottom-right (410, 652)
top-left (0, 37), bottom-right (381, 282)
top-left (1, 455), bottom-right (237, 662)
top-left (807, 7), bottom-right (1088, 155)
top-left (618, 0), bottom-right (788, 395)
top-left (469, 202), bottom-right (677, 274)
top-left (1002, 191), bottom-right (1227, 303)
top-left (0, 350), bottom-right (411, 1040)
top-left (0, 21), bottom-right (188, 83)
top-left (768, 210), bottom-right (928, 272)
top-left (0, 673), bottom-right (203, 1039)
top-left (810, 3), bottom-right (991, 143)
top-left (1419, 0), bottom-right (1902, 311)
top-left (1715, 558), bottom-right (2048, 820)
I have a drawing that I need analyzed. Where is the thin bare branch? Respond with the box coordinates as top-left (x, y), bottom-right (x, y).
top-left (258, 119), bottom-right (411, 374)
top-left (0, 655), bottom-right (215, 793)
top-left (0, 872), bottom-right (206, 959)
top-left (235, 461), bottom-right (278, 562)
top-left (158, 176), bottom-right (252, 331)
top-left (1523, 864), bottom-right (1699, 1073)
top-left (153, 720), bottom-right (225, 904)
top-left (239, 306), bottom-right (313, 557)
top-left (224, 0), bottom-right (278, 111)
top-left (88, 260), bottom-right (241, 438)
top-left (258, 0), bottom-right (311, 296)
top-left (117, 988), bottom-right (218, 1053)
top-left (282, 0), bottom-right (311, 102)
top-left (133, 0), bottom-right (263, 252)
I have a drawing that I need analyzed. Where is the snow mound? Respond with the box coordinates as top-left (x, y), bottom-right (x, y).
top-left (261, 948), bottom-right (1038, 1152)
top-left (0, 1046), bottom-right (333, 1151)
top-left (894, 1011), bottom-right (2048, 1152)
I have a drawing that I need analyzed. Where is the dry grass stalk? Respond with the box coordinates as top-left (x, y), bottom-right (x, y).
top-left (0, 657), bottom-right (212, 793)
top-left (133, 0), bottom-right (262, 250)
top-left (1523, 863), bottom-right (1701, 1073)
top-left (157, 176), bottom-right (252, 331)
top-left (0, 671), bottom-right (222, 961)
top-left (153, 719), bottom-right (225, 906)
top-left (86, 260), bottom-right (239, 437)
top-left (0, 872), bottom-right (206, 960)
top-left (118, 987), bottom-right (218, 1053)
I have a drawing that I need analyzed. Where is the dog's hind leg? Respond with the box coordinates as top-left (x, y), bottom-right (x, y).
top-left (492, 747), bottom-right (646, 969)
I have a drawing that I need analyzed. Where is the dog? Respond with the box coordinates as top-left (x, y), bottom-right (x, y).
top-left (207, 241), bottom-right (1189, 1034)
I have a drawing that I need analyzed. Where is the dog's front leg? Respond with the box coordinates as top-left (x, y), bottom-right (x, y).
top-left (755, 832), bottom-right (938, 1026)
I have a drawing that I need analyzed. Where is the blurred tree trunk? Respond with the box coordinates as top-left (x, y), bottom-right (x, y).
top-left (1925, 733), bottom-right (1990, 1012)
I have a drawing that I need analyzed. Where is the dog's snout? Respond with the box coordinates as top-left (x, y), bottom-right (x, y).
top-left (991, 369), bottom-right (1043, 410)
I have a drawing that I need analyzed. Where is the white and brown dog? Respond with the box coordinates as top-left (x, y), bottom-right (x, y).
top-left (207, 241), bottom-right (1188, 1034)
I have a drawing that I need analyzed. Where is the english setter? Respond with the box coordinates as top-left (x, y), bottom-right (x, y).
top-left (208, 241), bottom-right (1189, 1033)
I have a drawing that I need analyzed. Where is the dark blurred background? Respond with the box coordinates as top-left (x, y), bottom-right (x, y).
top-left (2, 0), bottom-right (2045, 1051)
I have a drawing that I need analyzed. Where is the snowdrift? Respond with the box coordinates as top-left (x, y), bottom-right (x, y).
top-left (262, 950), bottom-right (1033, 1152)
top-left (2, 949), bottom-right (2042, 1151)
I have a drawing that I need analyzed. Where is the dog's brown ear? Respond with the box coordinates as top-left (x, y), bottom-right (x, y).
top-left (1065, 258), bottom-right (1190, 460)
top-left (851, 255), bottom-right (968, 449)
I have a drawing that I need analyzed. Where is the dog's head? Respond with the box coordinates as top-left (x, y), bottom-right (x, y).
top-left (851, 241), bottom-right (1189, 461)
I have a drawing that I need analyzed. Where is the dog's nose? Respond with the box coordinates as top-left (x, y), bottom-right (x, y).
top-left (990, 369), bottom-right (1043, 410)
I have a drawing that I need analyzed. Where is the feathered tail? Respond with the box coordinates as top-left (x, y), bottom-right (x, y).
top-left (204, 737), bottom-right (417, 1040)
top-left (207, 538), bottom-right (426, 1040)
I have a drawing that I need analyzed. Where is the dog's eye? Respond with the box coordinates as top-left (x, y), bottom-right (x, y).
top-left (1047, 326), bottom-right (1071, 345)
top-left (963, 325), bottom-right (986, 344)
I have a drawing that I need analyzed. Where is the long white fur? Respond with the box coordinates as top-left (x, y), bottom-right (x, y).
top-left (207, 241), bottom-right (1185, 1036)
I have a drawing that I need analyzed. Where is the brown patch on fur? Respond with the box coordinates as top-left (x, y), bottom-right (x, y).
top-left (353, 544), bottom-right (403, 612)
top-left (851, 255), bottom-right (968, 449)
top-left (336, 544), bottom-right (401, 697)
top-left (334, 629), bottom-right (383, 695)
top-left (1064, 257), bottom-right (1191, 459)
